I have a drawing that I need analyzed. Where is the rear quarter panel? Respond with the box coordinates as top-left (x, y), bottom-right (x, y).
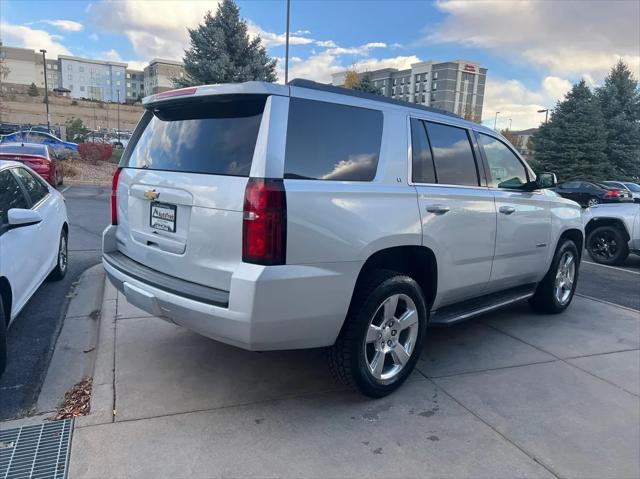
top-left (284, 107), bottom-right (422, 264)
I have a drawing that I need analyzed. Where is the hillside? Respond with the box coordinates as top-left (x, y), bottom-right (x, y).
top-left (0, 92), bottom-right (144, 131)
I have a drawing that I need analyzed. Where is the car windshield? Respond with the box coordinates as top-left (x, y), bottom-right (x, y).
top-left (623, 182), bottom-right (640, 192)
top-left (0, 144), bottom-right (47, 156)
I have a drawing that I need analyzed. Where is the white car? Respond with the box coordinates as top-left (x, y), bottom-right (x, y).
top-left (0, 160), bottom-right (69, 374)
top-left (103, 80), bottom-right (583, 397)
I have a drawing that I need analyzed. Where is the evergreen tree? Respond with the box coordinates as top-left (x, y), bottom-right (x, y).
top-left (352, 76), bottom-right (381, 95)
top-left (175, 0), bottom-right (277, 87)
top-left (531, 80), bottom-right (610, 181)
top-left (28, 82), bottom-right (39, 97)
top-left (596, 61), bottom-right (640, 180)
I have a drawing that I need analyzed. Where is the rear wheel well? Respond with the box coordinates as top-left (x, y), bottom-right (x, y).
top-left (353, 246), bottom-right (437, 311)
top-left (585, 218), bottom-right (630, 242)
top-left (62, 222), bottom-right (69, 235)
top-left (0, 277), bottom-right (11, 325)
top-left (559, 228), bottom-right (584, 259)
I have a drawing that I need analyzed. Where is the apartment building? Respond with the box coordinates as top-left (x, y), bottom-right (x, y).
top-left (331, 60), bottom-right (487, 122)
top-left (0, 44), bottom-right (47, 93)
top-left (143, 59), bottom-right (185, 96)
top-left (58, 55), bottom-right (127, 103)
top-left (126, 69), bottom-right (144, 102)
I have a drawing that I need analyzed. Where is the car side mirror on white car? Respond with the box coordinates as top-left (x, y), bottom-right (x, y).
top-left (8, 209), bottom-right (43, 228)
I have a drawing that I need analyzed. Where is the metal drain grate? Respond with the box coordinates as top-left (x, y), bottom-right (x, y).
top-left (0, 419), bottom-right (73, 479)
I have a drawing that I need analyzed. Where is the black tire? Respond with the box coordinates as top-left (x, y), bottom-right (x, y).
top-left (328, 269), bottom-right (428, 398)
top-left (0, 295), bottom-right (7, 376)
top-left (48, 229), bottom-right (68, 281)
top-left (587, 225), bottom-right (629, 266)
top-left (587, 196), bottom-right (600, 208)
top-left (530, 239), bottom-right (580, 314)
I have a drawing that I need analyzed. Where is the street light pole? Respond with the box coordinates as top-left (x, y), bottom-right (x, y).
top-left (117, 90), bottom-right (120, 144)
top-left (284, 0), bottom-right (291, 84)
top-left (508, 118), bottom-right (512, 130)
top-left (493, 111), bottom-right (500, 130)
top-left (39, 49), bottom-right (50, 132)
top-left (537, 109), bottom-right (549, 123)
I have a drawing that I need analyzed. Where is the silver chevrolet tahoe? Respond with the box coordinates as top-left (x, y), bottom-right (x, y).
top-left (103, 79), bottom-right (583, 397)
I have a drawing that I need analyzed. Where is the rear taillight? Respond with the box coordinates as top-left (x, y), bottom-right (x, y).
top-left (242, 178), bottom-right (287, 265)
top-left (111, 167), bottom-right (122, 225)
top-left (604, 190), bottom-right (620, 198)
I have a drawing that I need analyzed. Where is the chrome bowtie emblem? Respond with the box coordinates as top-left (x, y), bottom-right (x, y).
top-left (144, 190), bottom-right (159, 200)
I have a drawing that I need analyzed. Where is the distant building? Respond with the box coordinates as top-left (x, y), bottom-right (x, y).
top-left (45, 59), bottom-right (60, 90)
top-left (332, 60), bottom-right (487, 122)
top-left (125, 69), bottom-right (144, 102)
top-left (59, 55), bottom-right (127, 103)
top-left (144, 59), bottom-right (185, 96)
top-left (0, 45), bottom-right (46, 93)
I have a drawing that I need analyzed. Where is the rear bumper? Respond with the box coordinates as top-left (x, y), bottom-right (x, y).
top-left (102, 226), bottom-right (360, 351)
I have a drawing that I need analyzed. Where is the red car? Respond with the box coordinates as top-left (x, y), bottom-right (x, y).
top-left (0, 142), bottom-right (63, 186)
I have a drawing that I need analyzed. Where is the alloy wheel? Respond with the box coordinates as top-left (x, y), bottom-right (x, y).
top-left (589, 231), bottom-right (619, 261)
top-left (59, 234), bottom-right (68, 273)
top-left (554, 251), bottom-right (575, 305)
top-left (363, 293), bottom-right (419, 382)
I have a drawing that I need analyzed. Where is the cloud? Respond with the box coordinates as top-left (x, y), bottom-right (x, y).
top-left (0, 22), bottom-right (71, 57)
top-left (429, 0), bottom-right (640, 80)
top-left (246, 21), bottom-right (314, 48)
top-left (315, 40), bottom-right (337, 48)
top-left (89, 0), bottom-right (220, 60)
top-left (481, 76), bottom-right (572, 130)
top-left (34, 19), bottom-right (84, 32)
top-left (89, 33), bottom-right (99, 41)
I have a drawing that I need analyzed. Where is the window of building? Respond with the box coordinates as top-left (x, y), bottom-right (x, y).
top-left (415, 75), bottom-right (420, 83)
top-left (431, 93), bottom-right (436, 102)
top-left (432, 82), bottom-right (437, 90)
top-left (477, 134), bottom-right (528, 189)
top-left (53, 64), bottom-right (58, 70)
top-left (79, 66), bottom-right (84, 72)
top-left (422, 94), bottom-right (426, 103)
top-left (68, 73), bottom-right (72, 80)
top-left (116, 71), bottom-right (121, 76)
top-left (80, 86), bottom-right (85, 92)
top-left (410, 119), bottom-right (436, 184)
top-left (392, 87), bottom-right (395, 95)
top-left (401, 78), bottom-right (405, 84)
top-left (107, 79), bottom-right (110, 85)
top-left (47, 64), bottom-right (51, 70)
top-left (126, 73), bottom-right (131, 79)
top-left (67, 64), bottom-right (72, 71)
top-left (79, 75), bottom-right (85, 82)
top-left (393, 79), bottom-right (397, 86)
top-left (127, 82), bottom-right (131, 88)
top-left (433, 72), bottom-right (438, 80)
top-left (424, 122), bottom-right (478, 186)
top-left (284, 98), bottom-right (383, 181)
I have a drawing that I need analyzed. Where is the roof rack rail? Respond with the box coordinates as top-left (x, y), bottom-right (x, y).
top-left (288, 78), bottom-right (461, 119)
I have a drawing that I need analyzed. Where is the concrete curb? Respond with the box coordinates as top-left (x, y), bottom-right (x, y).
top-left (75, 275), bottom-right (117, 428)
top-left (36, 264), bottom-right (106, 414)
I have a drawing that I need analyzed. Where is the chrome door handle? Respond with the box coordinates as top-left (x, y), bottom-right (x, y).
top-left (499, 206), bottom-right (516, 215)
top-left (426, 204), bottom-right (450, 214)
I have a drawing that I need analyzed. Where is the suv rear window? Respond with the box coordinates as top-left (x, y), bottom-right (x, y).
top-left (121, 95), bottom-right (267, 176)
top-left (284, 98), bottom-right (383, 181)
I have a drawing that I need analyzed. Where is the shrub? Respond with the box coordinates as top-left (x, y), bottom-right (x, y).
top-left (78, 142), bottom-right (113, 163)
top-left (60, 161), bottom-right (79, 177)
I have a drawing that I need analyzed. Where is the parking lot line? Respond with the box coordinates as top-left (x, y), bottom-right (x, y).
top-left (582, 260), bottom-right (640, 275)
top-left (59, 185), bottom-right (70, 194)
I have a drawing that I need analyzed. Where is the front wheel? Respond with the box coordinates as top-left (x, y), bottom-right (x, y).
top-left (328, 270), bottom-right (427, 398)
top-left (530, 239), bottom-right (579, 314)
top-left (587, 226), bottom-right (628, 266)
top-left (48, 229), bottom-right (68, 281)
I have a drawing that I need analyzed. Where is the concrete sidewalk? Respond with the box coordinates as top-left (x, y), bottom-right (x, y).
top-left (70, 279), bottom-right (640, 478)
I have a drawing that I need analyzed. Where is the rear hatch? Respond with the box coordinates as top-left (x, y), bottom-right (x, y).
top-left (114, 93), bottom-right (268, 292)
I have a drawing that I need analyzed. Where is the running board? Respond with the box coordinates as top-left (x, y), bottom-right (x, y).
top-left (430, 284), bottom-right (537, 326)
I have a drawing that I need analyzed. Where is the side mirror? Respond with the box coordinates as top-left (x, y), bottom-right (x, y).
top-left (537, 172), bottom-right (557, 189)
top-left (8, 208), bottom-right (42, 228)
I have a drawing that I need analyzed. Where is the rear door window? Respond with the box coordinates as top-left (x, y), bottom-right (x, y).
top-left (410, 118), bottom-right (436, 184)
top-left (121, 95), bottom-right (267, 176)
top-left (284, 98), bottom-right (383, 181)
top-left (0, 169), bottom-right (30, 224)
top-left (425, 122), bottom-right (479, 186)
